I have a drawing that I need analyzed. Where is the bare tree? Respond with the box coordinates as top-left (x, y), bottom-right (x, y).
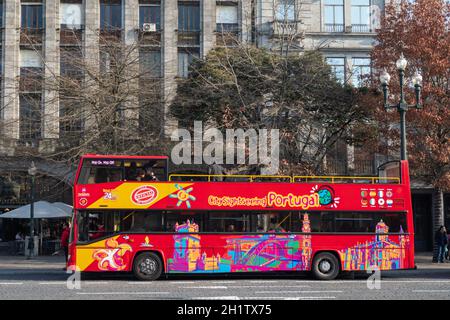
top-left (1, 30), bottom-right (169, 169)
top-left (171, 43), bottom-right (366, 176)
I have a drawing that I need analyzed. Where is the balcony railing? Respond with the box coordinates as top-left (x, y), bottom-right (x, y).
top-left (271, 20), bottom-right (301, 37)
top-left (60, 27), bottom-right (84, 45)
top-left (351, 24), bottom-right (371, 33)
top-left (19, 71), bottom-right (43, 92)
top-left (322, 159), bottom-right (377, 176)
top-left (139, 30), bottom-right (162, 46)
top-left (100, 27), bottom-right (122, 42)
top-left (354, 159), bottom-right (376, 175)
top-left (216, 24), bottom-right (240, 46)
top-left (20, 28), bottom-right (44, 45)
top-left (177, 30), bottom-right (201, 47)
top-left (324, 23), bottom-right (344, 33)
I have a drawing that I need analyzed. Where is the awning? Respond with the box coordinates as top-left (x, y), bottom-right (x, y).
top-left (0, 201), bottom-right (72, 219)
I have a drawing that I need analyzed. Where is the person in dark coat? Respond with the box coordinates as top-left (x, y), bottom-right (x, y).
top-left (435, 226), bottom-right (448, 263)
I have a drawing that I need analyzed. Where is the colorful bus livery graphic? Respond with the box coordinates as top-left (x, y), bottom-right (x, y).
top-left (167, 216), bottom-right (313, 273)
top-left (69, 155), bottom-right (414, 280)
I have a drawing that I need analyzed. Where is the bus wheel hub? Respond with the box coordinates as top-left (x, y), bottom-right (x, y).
top-left (140, 258), bottom-right (156, 274)
top-left (319, 260), bottom-right (331, 273)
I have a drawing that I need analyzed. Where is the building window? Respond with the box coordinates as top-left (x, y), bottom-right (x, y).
top-left (60, 1), bottom-right (83, 29)
top-left (351, 57), bottom-right (371, 87)
top-left (139, 0), bottom-right (161, 30)
top-left (275, 0), bottom-right (295, 22)
top-left (60, 47), bottom-right (83, 79)
top-left (100, 0), bottom-right (122, 32)
top-left (21, 2), bottom-right (43, 30)
top-left (326, 57), bottom-right (346, 84)
top-left (60, 99), bottom-right (83, 137)
top-left (324, 0), bottom-right (344, 32)
top-left (140, 49), bottom-right (161, 78)
top-left (351, 0), bottom-right (370, 32)
top-left (20, 93), bottom-right (42, 140)
top-left (178, 2), bottom-right (200, 46)
top-left (178, 2), bottom-right (200, 31)
top-left (0, 1), bottom-right (4, 28)
top-left (216, 4), bottom-right (239, 32)
top-left (20, 49), bottom-right (43, 92)
top-left (178, 49), bottom-right (199, 78)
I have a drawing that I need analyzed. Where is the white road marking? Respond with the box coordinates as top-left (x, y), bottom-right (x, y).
top-left (76, 292), bottom-right (170, 295)
top-left (255, 290), bottom-right (343, 294)
top-left (273, 280), bottom-right (450, 284)
top-left (245, 280), bottom-right (280, 283)
top-left (413, 290), bottom-right (450, 293)
top-left (228, 285), bottom-right (310, 288)
top-left (184, 286), bottom-right (228, 289)
top-left (39, 281), bottom-right (110, 285)
top-left (194, 296), bottom-right (240, 300)
top-left (239, 296), bottom-right (336, 300)
top-left (0, 282), bottom-right (23, 285)
top-left (212, 281), bottom-right (236, 284)
top-left (166, 281), bottom-right (197, 284)
top-left (192, 296), bottom-right (336, 300)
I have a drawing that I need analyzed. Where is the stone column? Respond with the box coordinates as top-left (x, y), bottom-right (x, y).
top-left (162, 0), bottom-right (179, 136)
top-left (42, 0), bottom-right (60, 140)
top-left (83, 0), bottom-right (100, 131)
top-left (123, 0), bottom-right (140, 128)
top-left (240, 0), bottom-right (253, 43)
top-left (344, 0), bottom-right (352, 32)
top-left (201, 0), bottom-right (216, 57)
top-left (2, 0), bottom-right (21, 140)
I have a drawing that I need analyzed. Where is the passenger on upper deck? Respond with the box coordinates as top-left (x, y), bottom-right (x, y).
top-left (125, 162), bottom-right (138, 181)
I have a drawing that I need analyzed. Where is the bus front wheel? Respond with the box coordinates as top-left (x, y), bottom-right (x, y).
top-left (133, 252), bottom-right (163, 281)
top-left (312, 252), bottom-right (340, 280)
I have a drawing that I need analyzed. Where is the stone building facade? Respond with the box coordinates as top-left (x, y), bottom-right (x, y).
top-left (0, 0), bottom-right (447, 249)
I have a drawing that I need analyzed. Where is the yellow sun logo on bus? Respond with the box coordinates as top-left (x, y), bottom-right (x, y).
top-left (169, 184), bottom-right (196, 208)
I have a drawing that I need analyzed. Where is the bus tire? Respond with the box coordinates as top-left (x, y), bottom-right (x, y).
top-left (133, 252), bottom-right (163, 281)
top-left (312, 252), bottom-right (340, 280)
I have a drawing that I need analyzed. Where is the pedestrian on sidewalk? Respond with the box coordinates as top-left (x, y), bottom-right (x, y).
top-left (447, 232), bottom-right (450, 261)
top-left (60, 222), bottom-right (70, 265)
top-left (435, 226), bottom-right (448, 263)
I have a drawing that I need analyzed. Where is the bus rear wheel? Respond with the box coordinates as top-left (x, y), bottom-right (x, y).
top-left (133, 252), bottom-right (163, 281)
top-left (312, 252), bottom-right (340, 280)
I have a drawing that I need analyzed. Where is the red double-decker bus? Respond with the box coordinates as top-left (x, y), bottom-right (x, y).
top-left (68, 154), bottom-right (415, 280)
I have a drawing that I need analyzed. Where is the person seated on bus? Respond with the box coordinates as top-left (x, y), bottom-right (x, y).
top-left (89, 224), bottom-right (105, 240)
top-left (227, 224), bottom-right (236, 233)
top-left (125, 162), bottom-right (138, 181)
top-left (268, 218), bottom-right (286, 233)
top-left (136, 168), bottom-right (146, 182)
top-left (142, 169), bottom-right (159, 182)
top-left (256, 225), bottom-right (265, 233)
top-left (95, 168), bottom-right (108, 183)
top-left (109, 170), bottom-right (123, 182)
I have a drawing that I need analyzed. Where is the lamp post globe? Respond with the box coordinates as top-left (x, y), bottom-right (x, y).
top-left (412, 72), bottom-right (423, 87)
top-left (396, 53), bottom-right (408, 71)
top-left (380, 70), bottom-right (391, 85)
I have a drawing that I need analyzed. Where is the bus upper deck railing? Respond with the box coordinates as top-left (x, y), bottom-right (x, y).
top-left (168, 174), bottom-right (401, 184)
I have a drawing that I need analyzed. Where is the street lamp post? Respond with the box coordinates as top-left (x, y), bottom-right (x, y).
top-left (27, 161), bottom-right (37, 260)
top-left (380, 53), bottom-right (423, 160)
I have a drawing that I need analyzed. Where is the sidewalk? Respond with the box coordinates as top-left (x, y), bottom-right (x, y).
top-left (0, 255), bottom-right (65, 273)
top-left (0, 252), bottom-right (446, 272)
top-left (415, 252), bottom-right (450, 269)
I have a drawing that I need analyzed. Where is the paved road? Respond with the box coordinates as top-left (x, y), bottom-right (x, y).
top-left (0, 255), bottom-right (449, 300)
